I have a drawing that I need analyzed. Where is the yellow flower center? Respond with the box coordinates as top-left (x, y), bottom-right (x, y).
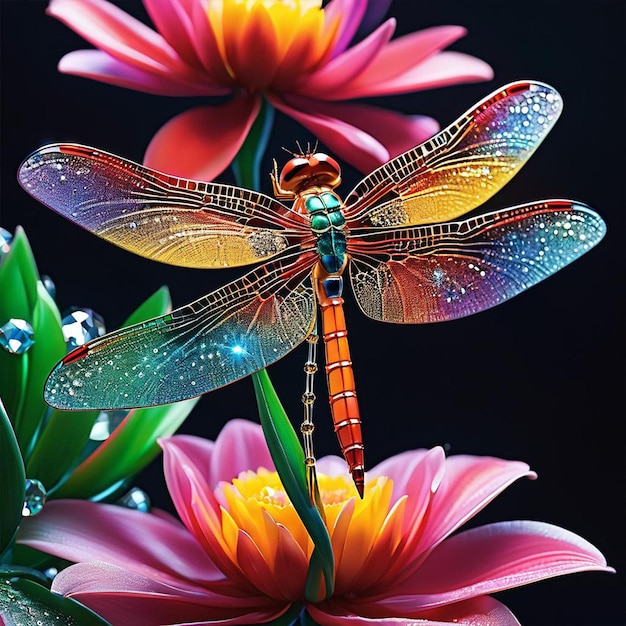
top-left (207, 0), bottom-right (341, 90)
top-left (219, 468), bottom-right (400, 567)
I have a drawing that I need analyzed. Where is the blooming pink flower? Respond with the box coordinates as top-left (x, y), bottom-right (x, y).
top-left (46, 0), bottom-right (493, 180)
top-left (17, 419), bottom-right (611, 625)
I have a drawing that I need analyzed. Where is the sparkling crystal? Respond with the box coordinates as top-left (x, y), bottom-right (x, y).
top-left (0, 227), bottom-right (12, 258)
top-left (44, 567), bottom-right (58, 581)
top-left (90, 410), bottom-right (128, 441)
top-left (40, 274), bottom-right (56, 299)
top-left (61, 307), bottom-right (105, 349)
top-left (117, 487), bottom-right (151, 512)
top-left (22, 478), bottom-right (47, 516)
top-left (0, 318), bottom-right (35, 354)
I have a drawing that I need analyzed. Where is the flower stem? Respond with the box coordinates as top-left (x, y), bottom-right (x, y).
top-left (231, 97), bottom-right (275, 191)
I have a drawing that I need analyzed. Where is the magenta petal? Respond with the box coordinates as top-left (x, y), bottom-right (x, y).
top-left (415, 456), bottom-right (536, 555)
top-left (317, 455), bottom-right (349, 476)
top-left (271, 95), bottom-right (388, 172)
top-left (16, 500), bottom-right (223, 585)
top-left (143, 97), bottom-right (261, 180)
top-left (53, 562), bottom-right (284, 626)
top-left (210, 419), bottom-right (275, 484)
top-left (324, 0), bottom-right (368, 57)
top-left (142, 0), bottom-right (202, 68)
top-left (160, 435), bottom-right (220, 531)
top-left (378, 521), bottom-right (613, 608)
top-left (47, 0), bottom-right (187, 74)
top-left (340, 50), bottom-right (494, 99)
top-left (309, 595), bottom-right (521, 625)
top-left (298, 19), bottom-right (395, 96)
top-left (273, 95), bottom-right (438, 173)
top-left (58, 50), bottom-right (226, 96)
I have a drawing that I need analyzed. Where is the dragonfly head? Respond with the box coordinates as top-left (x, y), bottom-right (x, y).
top-left (278, 152), bottom-right (342, 195)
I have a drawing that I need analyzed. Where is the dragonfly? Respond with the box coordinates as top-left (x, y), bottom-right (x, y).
top-left (18, 80), bottom-right (606, 496)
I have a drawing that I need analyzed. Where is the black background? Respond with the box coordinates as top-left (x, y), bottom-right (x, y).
top-left (1, 2), bottom-right (624, 625)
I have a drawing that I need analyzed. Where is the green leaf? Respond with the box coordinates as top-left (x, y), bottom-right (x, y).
top-left (121, 285), bottom-right (171, 327)
top-left (25, 287), bottom-right (173, 493)
top-left (252, 370), bottom-right (334, 601)
top-left (0, 577), bottom-right (111, 625)
top-left (0, 398), bottom-right (26, 556)
top-left (0, 228), bottom-right (66, 457)
top-left (231, 97), bottom-right (275, 191)
top-left (53, 397), bottom-right (199, 499)
top-left (25, 408), bottom-right (98, 492)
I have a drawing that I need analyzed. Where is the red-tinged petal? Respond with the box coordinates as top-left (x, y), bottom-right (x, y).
top-left (209, 419), bottom-right (275, 485)
top-left (372, 521), bottom-right (613, 609)
top-left (143, 97), bottom-right (261, 180)
top-left (190, 0), bottom-right (234, 84)
top-left (339, 50), bottom-right (494, 100)
top-left (270, 95), bottom-right (388, 174)
top-left (16, 500), bottom-right (223, 585)
top-left (53, 562), bottom-right (284, 626)
top-left (221, 2), bottom-right (281, 90)
top-left (143, 0), bottom-right (203, 69)
top-left (297, 18), bottom-right (396, 96)
top-left (57, 50), bottom-right (227, 96)
top-left (273, 525), bottom-right (308, 601)
top-left (47, 0), bottom-right (190, 75)
top-left (235, 530), bottom-right (285, 599)
top-left (310, 595), bottom-right (521, 625)
top-left (323, 0), bottom-right (368, 57)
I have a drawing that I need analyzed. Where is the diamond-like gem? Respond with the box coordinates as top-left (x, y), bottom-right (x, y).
top-left (117, 487), bottom-right (151, 512)
top-left (0, 318), bottom-right (35, 354)
top-left (22, 478), bottom-right (47, 516)
top-left (61, 307), bottom-right (105, 348)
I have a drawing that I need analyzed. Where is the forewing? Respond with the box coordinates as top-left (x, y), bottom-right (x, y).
top-left (348, 201), bottom-right (605, 323)
top-left (344, 81), bottom-right (562, 227)
top-left (18, 143), bottom-right (309, 269)
top-left (45, 250), bottom-right (318, 410)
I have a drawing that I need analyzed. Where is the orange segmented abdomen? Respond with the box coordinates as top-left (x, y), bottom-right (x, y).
top-left (318, 295), bottom-right (365, 497)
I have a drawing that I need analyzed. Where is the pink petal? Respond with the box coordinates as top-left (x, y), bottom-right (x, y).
top-left (161, 436), bottom-right (250, 586)
top-left (47, 0), bottom-right (191, 76)
top-left (270, 95), bottom-right (387, 173)
top-left (298, 18), bottom-right (396, 95)
top-left (143, 0), bottom-right (203, 68)
top-left (324, 0), bottom-right (368, 57)
top-left (57, 50), bottom-right (226, 96)
top-left (16, 500), bottom-right (223, 585)
top-left (415, 456), bottom-right (536, 555)
top-left (189, 0), bottom-right (234, 83)
top-left (374, 521), bottom-right (613, 609)
top-left (53, 562), bottom-right (285, 626)
top-left (143, 97), bottom-right (261, 180)
top-left (317, 455), bottom-right (349, 476)
top-left (210, 419), bottom-right (275, 485)
top-left (272, 95), bottom-right (438, 173)
top-left (309, 595), bottom-right (521, 625)
top-left (339, 50), bottom-right (494, 99)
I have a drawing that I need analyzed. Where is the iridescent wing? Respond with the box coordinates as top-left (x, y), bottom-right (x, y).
top-left (348, 201), bottom-right (605, 323)
top-left (343, 81), bottom-right (562, 227)
top-left (18, 143), bottom-right (311, 269)
top-left (45, 249), bottom-right (318, 410)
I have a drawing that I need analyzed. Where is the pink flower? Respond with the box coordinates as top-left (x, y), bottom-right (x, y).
top-left (17, 419), bottom-right (611, 625)
top-left (46, 0), bottom-right (493, 180)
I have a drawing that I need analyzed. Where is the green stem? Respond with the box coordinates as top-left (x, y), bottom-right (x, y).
top-left (231, 97), bottom-right (275, 191)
